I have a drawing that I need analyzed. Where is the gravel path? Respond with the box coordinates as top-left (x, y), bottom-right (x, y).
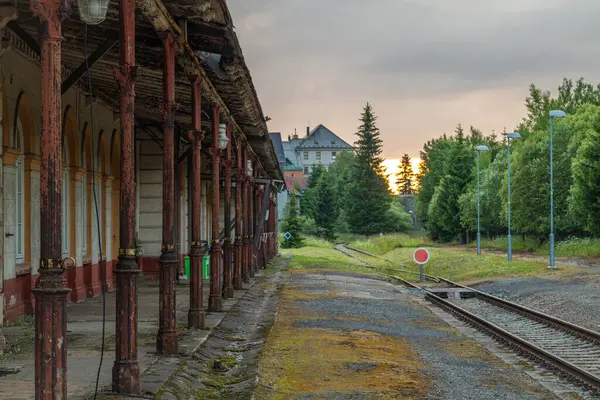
top-left (255, 269), bottom-right (558, 399)
top-left (473, 277), bottom-right (600, 332)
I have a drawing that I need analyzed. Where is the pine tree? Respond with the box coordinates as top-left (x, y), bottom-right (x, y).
top-left (346, 103), bottom-right (391, 235)
top-left (396, 154), bottom-right (414, 195)
top-left (281, 193), bottom-right (304, 248)
top-left (300, 164), bottom-right (326, 219)
top-left (314, 171), bottom-right (338, 241)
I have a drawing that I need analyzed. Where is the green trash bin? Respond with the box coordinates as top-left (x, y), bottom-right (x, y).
top-left (202, 255), bottom-right (210, 280)
top-left (184, 256), bottom-right (191, 279)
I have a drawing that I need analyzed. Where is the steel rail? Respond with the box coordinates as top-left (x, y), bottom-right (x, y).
top-left (388, 274), bottom-right (600, 392)
top-left (438, 277), bottom-right (600, 345)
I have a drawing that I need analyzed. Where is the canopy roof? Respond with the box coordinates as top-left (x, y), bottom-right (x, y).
top-left (7, 0), bottom-right (282, 180)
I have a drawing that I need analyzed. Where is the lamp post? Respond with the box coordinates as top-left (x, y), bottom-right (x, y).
top-left (548, 110), bottom-right (566, 269)
top-left (504, 132), bottom-right (521, 261)
top-left (475, 145), bottom-right (489, 256)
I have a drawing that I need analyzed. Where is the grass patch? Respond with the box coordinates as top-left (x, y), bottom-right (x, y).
top-left (382, 247), bottom-right (580, 282)
top-left (280, 247), bottom-right (379, 275)
top-left (303, 236), bottom-right (333, 248)
top-left (349, 233), bottom-right (432, 255)
top-left (471, 235), bottom-right (600, 259)
top-left (472, 236), bottom-right (543, 253)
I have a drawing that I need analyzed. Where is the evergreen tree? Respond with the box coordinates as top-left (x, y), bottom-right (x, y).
top-left (314, 171), bottom-right (338, 241)
top-left (346, 103), bottom-right (391, 235)
top-left (300, 164), bottom-right (326, 218)
top-left (396, 154), bottom-right (414, 195)
top-left (281, 194), bottom-right (304, 248)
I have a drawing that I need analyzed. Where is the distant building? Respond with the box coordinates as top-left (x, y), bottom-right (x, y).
top-left (282, 125), bottom-right (354, 176)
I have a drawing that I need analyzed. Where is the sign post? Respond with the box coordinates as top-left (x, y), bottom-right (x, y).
top-left (413, 248), bottom-right (430, 282)
top-left (283, 232), bottom-right (292, 248)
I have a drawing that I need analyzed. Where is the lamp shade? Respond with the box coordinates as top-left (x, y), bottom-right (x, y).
top-left (218, 123), bottom-right (228, 150)
top-left (77, 0), bottom-right (110, 25)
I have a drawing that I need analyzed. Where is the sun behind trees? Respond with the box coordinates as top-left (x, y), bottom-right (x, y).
top-left (396, 154), bottom-right (415, 195)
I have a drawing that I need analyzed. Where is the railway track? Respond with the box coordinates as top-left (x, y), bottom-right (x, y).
top-left (336, 243), bottom-right (600, 395)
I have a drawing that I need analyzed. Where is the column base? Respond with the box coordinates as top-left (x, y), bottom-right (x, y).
top-left (188, 309), bottom-right (205, 330)
top-left (157, 250), bottom-right (178, 356)
top-left (208, 295), bottom-right (223, 312)
top-left (156, 329), bottom-right (179, 356)
top-left (112, 360), bottom-right (141, 394)
top-left (224, 286), bottom-right (235, 298)
top-left (233, 277), bottom-right (243, 290)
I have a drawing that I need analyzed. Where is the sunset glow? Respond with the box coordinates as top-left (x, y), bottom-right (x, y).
top-left (383, 158), bottom-right (420, 193)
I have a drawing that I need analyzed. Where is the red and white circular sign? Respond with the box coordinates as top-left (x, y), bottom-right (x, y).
top-left (413, 248), bottom-right (430, 265)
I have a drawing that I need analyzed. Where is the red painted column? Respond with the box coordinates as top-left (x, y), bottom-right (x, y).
top-left (187, 76), bottom-right (205, 329)
top-left (30, 1), bottom-right (70, 398)
top-left (256, 187), bottom-right (263, 269)
top-left (157, 33), bottom-right (178, 355)
top-left (233, 142), bottom-right (243, 290)
top-left (247, 159), bottom-right (255, 278)
top-left (208, 106), bottom-right (223, 312)
top-left (241, 150), bottom-right (250, 283)
top-left (223, 125), bottom-right (234, 298)
top-left (112, 0), bottom-right (140, 392)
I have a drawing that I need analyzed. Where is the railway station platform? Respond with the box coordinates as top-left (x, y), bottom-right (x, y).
top-left (0, 278), bottom-right (253, 400)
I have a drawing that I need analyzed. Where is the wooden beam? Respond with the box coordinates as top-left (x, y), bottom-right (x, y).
top-left (61, 37), bottom-right (118, 94)
top-left (6, 20), bottom-right (39, 55)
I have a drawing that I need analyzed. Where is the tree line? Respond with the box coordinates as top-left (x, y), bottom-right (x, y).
top-left (282, 103), bottom-right (413, 246)
top-left (416, 77), bottom-right (600, 243)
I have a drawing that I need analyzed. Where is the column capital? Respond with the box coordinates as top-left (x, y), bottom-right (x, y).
top-left (3, 147), bottom-right (20, 166)
top-left (24, 154), bottom-right (41, 172)
top-left (71, 167), bottom-right (86, 181)
top-left (104, 175), bottom-right (114, 187)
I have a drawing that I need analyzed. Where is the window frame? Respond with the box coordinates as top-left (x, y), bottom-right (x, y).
top-left (316, 151), bottom-right (321, 161)
top-left (303, 151), bottom-right (308, 160)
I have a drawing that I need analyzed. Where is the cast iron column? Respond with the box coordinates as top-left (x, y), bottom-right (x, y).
top-left (187, 75), bottom-right (205, 329)
top-left (233, 142), bottom-right (243, 289)
top-left (241, 149), bottom-right (250, 283)
top-left (30, 1), bottom-right (70, 398)
top-left (112, 0), bottom-right (140, 392)
top-left (208, 106), bottom-right (223, 312)
top-left (223, 124), bottom-right (234, 298)
top-left (157, 33), bottom-right (178, 355)
top-left (256, 187), bottom-right (263, 269)
top-left (248, 163), bottom-right (255, 276)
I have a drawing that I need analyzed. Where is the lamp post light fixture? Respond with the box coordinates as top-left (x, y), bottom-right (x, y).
top-left (475, 145), bottom-right (489, 256)
top-left (548, 110), bottom-right (567, 269)
top-left (218, 123), bottom-right (229, 150)
top-left (504, 132), bottom-right (521, 261)
top-left (77, 0), bottom-right (111, 25)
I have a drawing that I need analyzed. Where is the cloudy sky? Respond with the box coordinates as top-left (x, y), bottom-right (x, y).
top-left (228, 0), bottom-right (600, 160)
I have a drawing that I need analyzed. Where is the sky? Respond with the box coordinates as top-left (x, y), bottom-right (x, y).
top-left (227, 1), bottom-right (600, 163)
